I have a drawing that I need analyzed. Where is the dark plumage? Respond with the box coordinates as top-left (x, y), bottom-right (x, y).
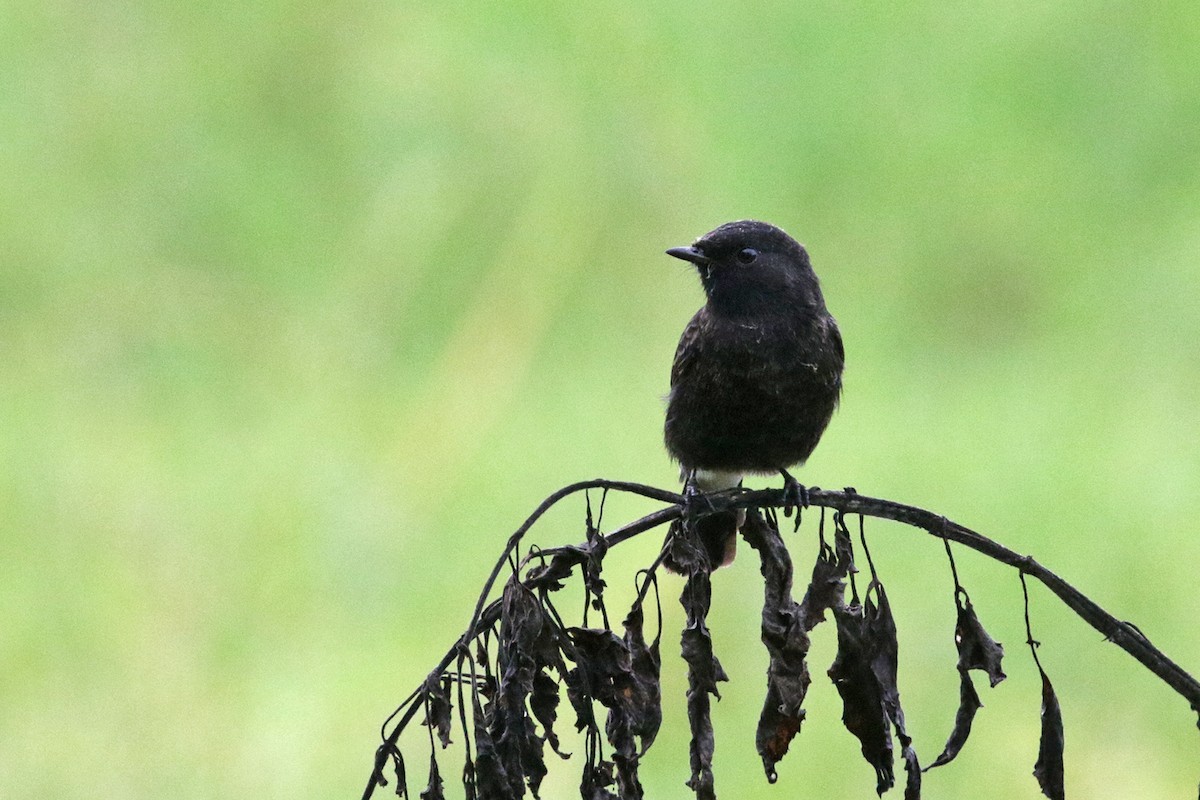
top-left (664, 220), bottom-right (844, 567)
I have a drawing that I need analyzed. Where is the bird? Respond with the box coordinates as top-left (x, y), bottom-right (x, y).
top-left (663, 220), bottom-right (844, 569)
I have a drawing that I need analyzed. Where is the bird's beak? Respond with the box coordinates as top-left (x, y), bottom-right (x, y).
top-left (666, 246), bottom-right (710, 266)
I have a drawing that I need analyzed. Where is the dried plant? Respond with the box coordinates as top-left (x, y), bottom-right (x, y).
top-left (361, 481), bottom-right (1200, 800)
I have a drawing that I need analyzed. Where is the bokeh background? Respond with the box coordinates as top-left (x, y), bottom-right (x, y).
top-left (3, 1), bottom-right (1199, 798)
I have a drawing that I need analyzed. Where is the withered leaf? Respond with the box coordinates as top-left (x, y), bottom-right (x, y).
top-left (830, 598), bottom-right (894, 794)
top-left (525, 550), bottom-right (582, 593)
top-left (901, 737), bottom-right (921, 800)
top-left (680, 622), bottom-right (728, 699)
top-left (924, 671), bottom-right (982, 771)
top-left (605, 603), bottom-right (664, 799)
top-left (531, 670), bottom-right (569, 758)
top-left (873, 586), bottom-right (919, 798)
top-left (423, 676), bottom-right (453, 750)
top-left (564, 660), bottom-right (598, 733)
top-left (1033, 669), bottom-right (1065, 800)
top-left (664, 518), bottom-right (709, 575)
top-left (581, 759), bottom-right (619, 800)
top-left (798, 522), bottom-right (854, 630)
top-left (562, 623), bottom-right (658, 799)
top-left (565, 627), bottom-right (631, 709)
top-left (740, 511), bottom-right (812, 780)
top-left (679, 572), bottom-right (728, 697)
top-left (829, 584), bottom-right (918, 797)
top-left (583, 529), bottom-right (610, 609)
top-left (957, 596), bottom-right (1006, 687)
top-left (685, 691), bottom-right (717, 800)
top-left (484, 579), bottom-right (562, 798)
top-left (420, 752), bottom-right (444, 800)
top-left (382, 745), bottom-right (408, 799)
top-left (462, 758), bottom-right (476, 800)
top-left (680, 570), bottom-right (727, 800)
top-left (832, 513), bottom-right (857, 578)
top-left (471, 693), bottom-right (507, 800)
top-left (476, 639), bottom-right (494, 690)
top-left (926, 596), bottom-right (1004, 770)
top-left (622, 603), bottom-right (663, 755)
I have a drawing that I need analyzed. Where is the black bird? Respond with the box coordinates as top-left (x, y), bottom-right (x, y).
top-left (664, 220), bottom-right (844, 568)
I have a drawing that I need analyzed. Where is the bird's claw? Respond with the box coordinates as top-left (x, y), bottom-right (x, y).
top-left (780, 469), bottom-right (809, 516)
top-left (683, 480), bottom-right (718, 517)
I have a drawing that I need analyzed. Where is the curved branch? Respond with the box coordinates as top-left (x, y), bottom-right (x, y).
top-left (784, 487), bottom-right (1200, 712)
top-left (363, 481), bottom-right (1200, 800)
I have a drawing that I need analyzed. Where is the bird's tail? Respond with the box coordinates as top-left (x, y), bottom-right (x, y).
top-left (664, 469), bottom-right (744, 573)
top-left (695, 509), bottom-right (742, 567)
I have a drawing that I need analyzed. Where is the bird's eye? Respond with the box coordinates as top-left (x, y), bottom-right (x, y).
top-left (735, 248), bottom-right (759, 264)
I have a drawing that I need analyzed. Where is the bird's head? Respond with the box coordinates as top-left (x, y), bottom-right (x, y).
top-left (667, 220), bottom-right (822, 316)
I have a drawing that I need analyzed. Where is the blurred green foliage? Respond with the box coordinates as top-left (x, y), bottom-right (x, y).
top-left (2, 1), bottom-right (1198, 797)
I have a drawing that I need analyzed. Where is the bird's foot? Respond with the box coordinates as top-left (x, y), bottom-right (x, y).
top-left (682, 473), bottom-right (718, 517)
top-left (779, 469), bottom-right (809, 516)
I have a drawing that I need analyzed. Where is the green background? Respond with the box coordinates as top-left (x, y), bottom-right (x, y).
top-left (3, 1), bottom-right (1199, 798)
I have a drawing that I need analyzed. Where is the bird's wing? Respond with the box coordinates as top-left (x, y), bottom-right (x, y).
top-left (829, 317), bottom-right (845, 366)
top-left (670, 309), bottom-right (706, 388)
top-left (826, 317), bottom-right (846, 399)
